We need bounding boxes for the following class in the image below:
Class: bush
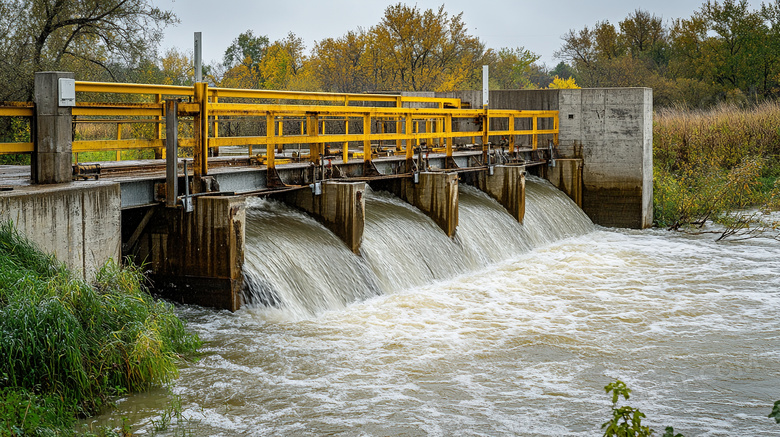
[0,221,200,430]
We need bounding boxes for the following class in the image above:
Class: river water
[101,179,780,436]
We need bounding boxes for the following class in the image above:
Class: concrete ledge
[462,166,526,223]
[0,182,121,279]
[275,181,366,254]
[371,172,459,237]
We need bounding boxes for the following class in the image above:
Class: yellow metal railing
[0,103,34,154]
[0,81,559,172]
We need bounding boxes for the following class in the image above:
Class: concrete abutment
[274,181,366,254]
[0,182,121,279]
[370,172,459,238]
[134,196,246,311]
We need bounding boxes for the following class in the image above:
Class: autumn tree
[365,3,489,91]
[258,32,311,90]
[0,0,177,100]
[311,30,370,92]
[221,30,269,89]
[490,47,540,89]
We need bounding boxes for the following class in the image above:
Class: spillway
[94,176,780,436]
[242,177,594,319]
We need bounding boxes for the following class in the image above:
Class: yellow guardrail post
[266,113,275,169]
[396,96,403,152]
[116,122,122,161]
[155,94,165,159]
[193,82,209,188]
[307,113,320,164]
[362,113,371,163]
[438,103,444,147]
[277,120,284,153]
[509,114,516,157]
[532,115,538,150]
[343,118,349,164]
[405,113,414,161]
[445,113,453,158]
[213,93,219,157]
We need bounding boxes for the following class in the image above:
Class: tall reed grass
[653,102,780,229]
[0,221,200,434]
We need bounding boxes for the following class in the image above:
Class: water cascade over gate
[242,177,593,318]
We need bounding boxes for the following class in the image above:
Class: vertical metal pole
[194,32,203,83]
[165,99,179,208]
[482,65,490,162]
[482,65,489,109]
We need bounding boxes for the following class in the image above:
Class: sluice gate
[0,73,653,312]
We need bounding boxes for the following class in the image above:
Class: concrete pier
[33,72,74,184]
[275,181,366,254]
[462,166,526,223]
[141,196,246,311]
[546,159,583,207]
[371,172,459,237]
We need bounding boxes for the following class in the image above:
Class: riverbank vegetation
[0,221,200,435]
[653,102,780,238]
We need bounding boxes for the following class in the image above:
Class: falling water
[242,177,594,317]
[93,177,780,436]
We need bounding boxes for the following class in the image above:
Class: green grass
[653,102,780,229]
[0,221,200,434]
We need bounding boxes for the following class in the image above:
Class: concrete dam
[0,72,653,312]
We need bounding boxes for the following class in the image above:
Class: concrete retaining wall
[0,182,121,278]
[559,88,653,228]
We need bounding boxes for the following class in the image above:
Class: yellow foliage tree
[308,3,489,92]
[548,75,580,89]
[311,30,370,92]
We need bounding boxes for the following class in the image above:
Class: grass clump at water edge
[0,220,200,435]
[653,102,780,238]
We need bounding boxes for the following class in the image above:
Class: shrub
[0,221,200,429]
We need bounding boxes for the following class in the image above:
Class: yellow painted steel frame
[0,82,559,167]
[0,104,34,155]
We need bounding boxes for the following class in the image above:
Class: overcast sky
[155,0,767,67]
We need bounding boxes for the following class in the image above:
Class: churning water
[100,178,780,436]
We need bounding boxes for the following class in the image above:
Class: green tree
[221,30,269,88]
[490,47,540,89]
[0,0,177,100]
[700,0,766,92]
